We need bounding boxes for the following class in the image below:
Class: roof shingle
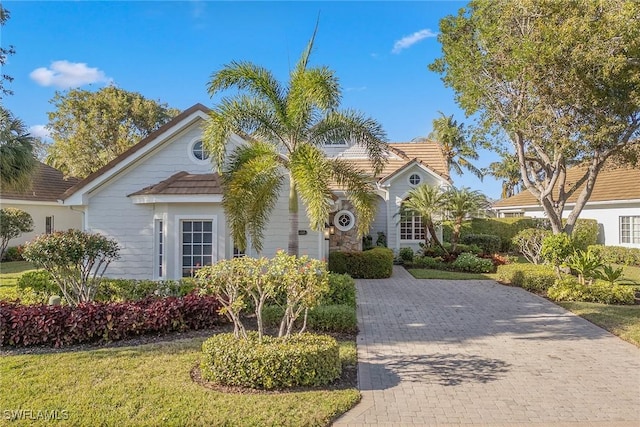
[0,162,80,202]
[128,172,222,196]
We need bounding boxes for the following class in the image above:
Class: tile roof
[493,163,640,208]
[388,140,450,179]
[129,172,223,196]
[0,162,80,202]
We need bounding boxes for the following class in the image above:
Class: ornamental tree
[431,0,640,235]
[22,230,120,306]
[0,208,33,257]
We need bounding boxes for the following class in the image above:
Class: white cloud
[30,60,111,89]
[29,125,51,140]
[392,29,437,54]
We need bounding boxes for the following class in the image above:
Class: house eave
[129,194,223,204]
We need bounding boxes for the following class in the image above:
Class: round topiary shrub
[201,332,341,389]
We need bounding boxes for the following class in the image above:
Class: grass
[0,261,36,301]
[407,269,491,280]
[0,337,359,426]
[557,302,640,347]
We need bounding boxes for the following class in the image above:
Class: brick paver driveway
[334,267,640,426]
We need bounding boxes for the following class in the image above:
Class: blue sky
[2,1,504,198]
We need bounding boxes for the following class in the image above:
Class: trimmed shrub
[96,278,196,302]
[541,233,574,268]
[412,256,445,269]
[547,277,635,305]
[201,332,341,389]
[262,304,357,334]
[399,247,414,263]
[450,253,495,273]
[0,293,225,347]
[2,246,24,262]
[459,234,501,255]
[570,219,599,251]
[587,245,640,267]
[320,274,356,308]
[328,247,393,279]
[456,218,548,252]
[16,270,57,295]
[0,208,34,258]
[496,263,557,292]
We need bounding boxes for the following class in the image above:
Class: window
[191,140,210,161]
[233,246,245,258]
[157,220,164,278]
[502,212,524,218]
[408,173,421,186]
[334,210,355,232]
[45,216,54,234]
[620,216,640,244]
[182,220,213,277]
[400,210,425,241]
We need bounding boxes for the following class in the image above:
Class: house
[58,104,451,280]
[0,162,83,248]
[493,163,640,248]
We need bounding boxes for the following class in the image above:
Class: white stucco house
[57,104,451,280]
[0,162,83,248]
[493,163,640,248]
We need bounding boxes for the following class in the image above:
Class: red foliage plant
[0,293,225,348]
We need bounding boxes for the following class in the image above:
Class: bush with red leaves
[0,293,225,348]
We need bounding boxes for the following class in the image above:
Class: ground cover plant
[0,336,359,426]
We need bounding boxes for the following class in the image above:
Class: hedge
[320,274,356,308]
[443,218,599,252]
[328,247,393,278]
[0,293,225,347]
[262,304,357,334]
[547,277,635,305]
[459,234,501,255]
[496,263,557,292]
[201,332,341,389]
[587,245,640,267]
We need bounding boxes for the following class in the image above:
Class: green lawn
[0,261,36,301]
[557,302,640,347]
[0,337,359,426]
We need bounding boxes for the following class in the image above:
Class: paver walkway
[334,266,640,426]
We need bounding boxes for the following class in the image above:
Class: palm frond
[0,107,37,191]
[222,142,284,252]
[329,159,378,236]
[310,110,388,175]
[289,144,333,231]
[401,184,445,223]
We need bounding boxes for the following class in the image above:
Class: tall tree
[425,112,482,178]
[443,186,487,251]
[0,5,15,99]
[430,0,640,235]
[400,184,448,254]
[45,86,180,178]
[485,153,522,199]
[0,106,37,191]
[205,27,388,256]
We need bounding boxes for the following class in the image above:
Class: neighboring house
[59,104,451,280]
[0,162,83,247]
[493,164,640,248]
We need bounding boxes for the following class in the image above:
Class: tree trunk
[451,217,462,252]
[288,175,299,256]
[427,222,449,256]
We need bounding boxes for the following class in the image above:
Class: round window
[191,140,210,161]
[334,210,355,232]
[409,173,421,185]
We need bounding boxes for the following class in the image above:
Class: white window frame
[174,215,217,278]
[154,214,167,280]
[408,173,422,186]
[399,209,425,241]
[620,216,640,244]
[45,216,54,234]
[187,137,210,164]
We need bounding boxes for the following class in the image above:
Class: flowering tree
[0,208,33,258]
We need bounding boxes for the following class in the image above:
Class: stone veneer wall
[328,201,362,253]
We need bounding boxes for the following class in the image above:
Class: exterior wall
[368,195,387,240]
[503,202,640,248]
[384,166,448,253]
[85,121,221,280]
[0,201,83,247]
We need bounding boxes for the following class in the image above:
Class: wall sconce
[324,222,335,240]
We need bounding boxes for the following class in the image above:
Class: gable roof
[128,172,222,196]
[0,162,80,202]
[493,163,640,209]
[60,103,210,201]
[388,140,450,180]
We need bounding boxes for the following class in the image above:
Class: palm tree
[443,186,487,251]
[485,154,522,198]
[0,107,36,191]
[423,112,482,179]
[401,184,448,254]
[204,27,388,255]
